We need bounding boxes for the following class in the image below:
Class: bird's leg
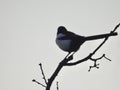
[65,52,71,59]
[67,52,76,61]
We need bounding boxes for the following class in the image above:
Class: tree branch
[113,23,120,32]
[88,54,111,71]
[56,81,59,90]
[64,37,109,66]
[32,79,46,87]
[46,57,68,90]
[46,23,119,90]
[64,23,119,66]
[33,23,119,90]
[39,63,48,85]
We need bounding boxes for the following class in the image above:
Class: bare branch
[88,61,100,72]
[88,54,112,71]
[104,55,111,61]
[64,53,92,66]
[90,54,105,61]
[32,79,46,87]
[87,23,120,71]
[90,54,111,61]
[113,23,120,32]
[56,81,59,90]
[64,37,109,66]
[39,63,48,85]
[64,22,119,66]
[33,23,119,90]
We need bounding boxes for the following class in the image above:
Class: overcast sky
[0,0,120,90]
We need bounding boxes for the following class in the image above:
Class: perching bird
[56,26,117,56]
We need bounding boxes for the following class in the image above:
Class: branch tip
[32,79,36,82]
[32,79,46,87]
[104,55,111,61]
[113,23,120,32]
[39,63,48,85]
[39,63,42,66]
[56,81,59,90]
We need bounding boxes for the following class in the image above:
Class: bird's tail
[85,32,117,41]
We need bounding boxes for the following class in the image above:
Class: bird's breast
[56,39,71,52]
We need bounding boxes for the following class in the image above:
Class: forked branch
[39,63,48,85]
[33,23,119,90]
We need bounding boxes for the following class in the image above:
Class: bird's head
[57,26,67,34]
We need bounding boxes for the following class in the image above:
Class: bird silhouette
[56,26,117,57]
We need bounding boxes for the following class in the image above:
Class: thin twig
[88,61,100,72]
[64,54,92,66]
[88,54,112,71]
[90,54,105,61]
[90,54,111,61]
[113,23,120,32]
[56,81,59,90]
[92,37,108,55]
[39,63,48,85]
[32,79,46,87]
[104,55,111,61]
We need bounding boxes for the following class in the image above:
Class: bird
[56,26,117,57]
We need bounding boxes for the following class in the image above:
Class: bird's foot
[67,54,73,61]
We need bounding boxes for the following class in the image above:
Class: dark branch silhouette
[39,63,48,85]
[33,23,120,90]
[32,79,46,87]
[56,81,59,90]
[32,63,48,88]
[88,54,111,71]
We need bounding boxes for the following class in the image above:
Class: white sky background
[0,0,120,90]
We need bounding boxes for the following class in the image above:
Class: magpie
[56,26,117,57]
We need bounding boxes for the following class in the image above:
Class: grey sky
[0,0,120,90]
